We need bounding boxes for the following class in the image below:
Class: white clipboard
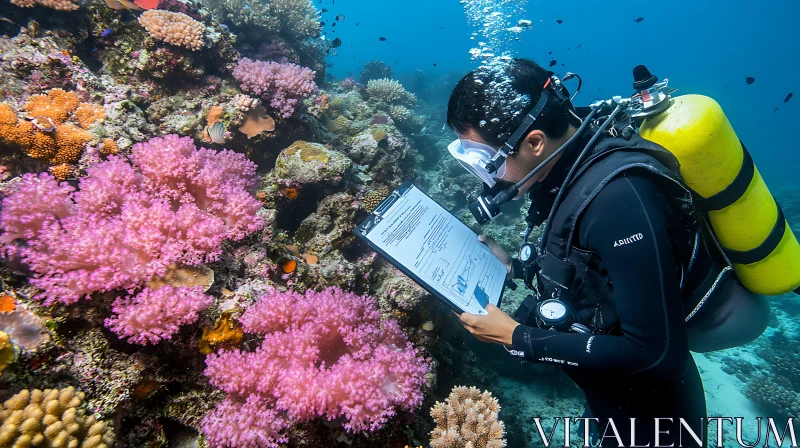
[356,183,506,315]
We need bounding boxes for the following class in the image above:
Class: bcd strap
[723,202,787,265]
[698,143,754,211]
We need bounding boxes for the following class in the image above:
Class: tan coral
[429,386,506,448]
[0,387,115,447]
[363,185,390,212]
[10,0,79,10]
[232,94,259,112]
[206,105,224,125]
[239,106,275,139]
[75,103,106,129]
[138,10,206,51]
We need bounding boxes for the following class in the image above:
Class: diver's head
[446,58,579,197]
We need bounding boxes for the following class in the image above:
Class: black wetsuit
[510,141,708,447]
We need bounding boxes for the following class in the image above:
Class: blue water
[323,0,799,187]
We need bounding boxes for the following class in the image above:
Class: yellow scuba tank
[638,94,800,296]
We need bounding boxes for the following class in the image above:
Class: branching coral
[360,60,393,84]
[366,78,416,106]
[201,287,428,448]
[0,135,265,307]
[430,386,506,448]
[232,94,259,112]
[389,105,411,124]
[199,0,320,40]
[138,10,206,51]
[0,387,115,447]
[9,0,78,11]
[104,286,213,345]
[233,58,318,118]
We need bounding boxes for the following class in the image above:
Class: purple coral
[232,58,318,118]
[0,134,265,306]
[201,287,428,448]
[104,285,212,345]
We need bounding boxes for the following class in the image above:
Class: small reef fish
[206,121,225,144]
[549,59,557,67]
[379,37,387,41]
[335,14,345,21]
[784,93,793,103]
[556,19,563,24]
[331,38,342,48]
[745,77,755,85]
[634,17,645,23]
[100,27,113,37]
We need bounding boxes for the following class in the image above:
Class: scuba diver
[445,59,780,447]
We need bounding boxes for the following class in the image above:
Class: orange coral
[50,124,91,165]
[198,312,244,355]
[0,103,17,126]
[283,187,298,200]
[75,103,105,128]
[0,98,90,169]
[100,138,118,155]
[207,105,223,125]
[23,89,80,124]
[48,163,74,181]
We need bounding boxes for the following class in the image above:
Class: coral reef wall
[0,0,542,445]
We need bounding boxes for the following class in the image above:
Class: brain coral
[138,10,205,51]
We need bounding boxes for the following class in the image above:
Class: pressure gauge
[536,299,572,328]
[518,242,536,264]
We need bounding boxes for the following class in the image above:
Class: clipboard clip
[358,190,403,236]
[373,190,402,217]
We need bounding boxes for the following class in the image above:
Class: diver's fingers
[459,311,479,327]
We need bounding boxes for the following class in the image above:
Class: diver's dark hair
[446,58,574,148]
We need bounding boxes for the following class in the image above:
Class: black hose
[538,105,622,253]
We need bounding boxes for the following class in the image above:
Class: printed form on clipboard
[356,183,506,315]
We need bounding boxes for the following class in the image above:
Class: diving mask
[447,138,508,187]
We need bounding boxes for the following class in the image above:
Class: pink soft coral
[104,285,212,345]
[0,135,265,305]
[201,287,428,448]
[232,58,318,118]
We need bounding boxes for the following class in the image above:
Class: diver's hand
[458,304,520,345]
[478,234,512,275]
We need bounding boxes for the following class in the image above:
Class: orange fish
[283,187,298,200]
[133,0,158,8]
[0,294,15,313]
[280,259,297,273]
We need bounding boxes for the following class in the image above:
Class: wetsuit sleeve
[510,175,689,378]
